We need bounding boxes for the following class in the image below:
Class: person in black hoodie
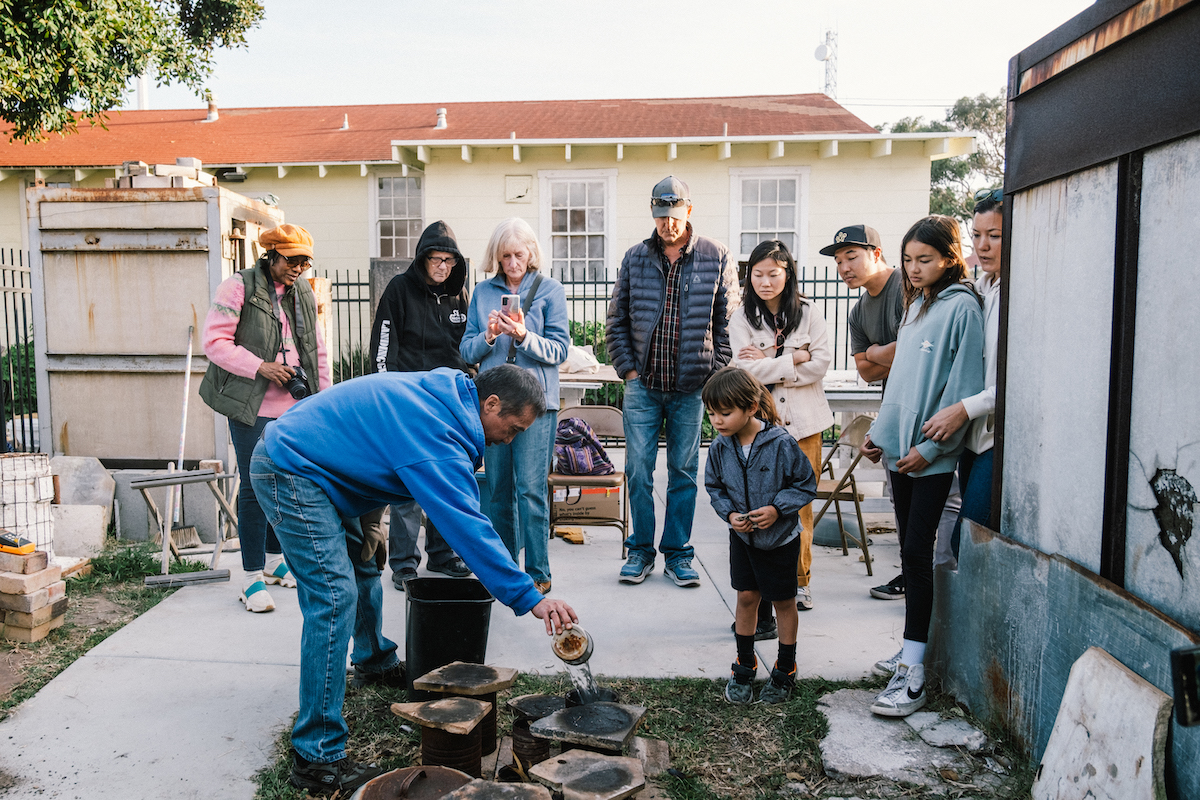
[368,221,474,589]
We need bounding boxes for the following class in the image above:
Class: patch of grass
[255,670,1036,800]
[68,540,209,593]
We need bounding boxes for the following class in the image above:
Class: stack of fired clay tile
[0,550,65,643]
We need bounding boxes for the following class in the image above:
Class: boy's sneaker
[619,554,654,584]
[758,663,797,705]
[870,663,927,717]
[796,586,813,611]
[724,660,757,705]
[289,751,385,796]
[870,573,905,600]
[729,616,778,641]
[349,661,406,690]
[872,649,903,677]
[665,559,701,587]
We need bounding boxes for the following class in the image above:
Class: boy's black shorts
[729,531,801,601]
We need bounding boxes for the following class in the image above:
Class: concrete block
[905,712,989,752]
[6,597,68,628]
[0,549,49,574]
[1032,647,1171,800]
[112,470,222,544]
[50,456,115,529]
[1,613,64,643]
[0,564,62,595]
[51,505,107,557]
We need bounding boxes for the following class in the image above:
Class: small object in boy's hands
[0,530,34,555]
[501,294,521,318]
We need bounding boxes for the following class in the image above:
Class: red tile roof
[2,95,877,168]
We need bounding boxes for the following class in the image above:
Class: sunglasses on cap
[973,187,1003,204]
[285,255,312,268]
[651,194,688,208]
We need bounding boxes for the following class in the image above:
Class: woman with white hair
[461,218,570,594]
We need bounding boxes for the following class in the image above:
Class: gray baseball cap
[650,176,691,220]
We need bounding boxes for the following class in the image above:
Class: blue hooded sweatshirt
[868,283,985,477]
[261,368,543,615]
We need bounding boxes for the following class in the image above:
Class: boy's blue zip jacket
[704,421,817,550]
[261,368,543,615]
[868,283,985,477]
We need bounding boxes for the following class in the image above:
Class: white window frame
[537,168,618,282]
[728,166,811,263]
[367,170,425,259]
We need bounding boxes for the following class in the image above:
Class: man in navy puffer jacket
[605,176,740,587]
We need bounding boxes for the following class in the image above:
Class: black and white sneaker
[870,663,927,717]
[869,573,905,600]
[289,751,385,796]
[872,649,903,677]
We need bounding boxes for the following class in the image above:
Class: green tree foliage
[879,92,1005,221]
[1,0,264,143]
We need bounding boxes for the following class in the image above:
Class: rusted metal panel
[38,229,209,251]
[929,522,1200,796]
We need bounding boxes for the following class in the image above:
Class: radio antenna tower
[814,29,838,99]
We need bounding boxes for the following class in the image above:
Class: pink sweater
[202,273,332,420]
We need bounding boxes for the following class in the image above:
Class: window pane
[553,259,567,279]
[588,236,604,258]
[589,260,604,280]
[587,208,604,232]
[379,197,391,216]
[570,236,586,258]
[742,180,759,204]
[778,204,795,228]
[400,239,413,259]
[742,205,757,229]
[552,209,568,232]
[409,219,423,237]
[379,178,388,193]
[572,263,587,282]
[760,206,777,228]
[381,239,393,258]
[412,177,422,191]
[380,220,393,237]
[569,182,586,206]
[552,182,568,206]
[569,209,586,232]
[762,180,778,203]
[587,181,604,206]
[741,233,757,253]
[783,233,796,252]
[779,179,796,202]
[552,237,568,257]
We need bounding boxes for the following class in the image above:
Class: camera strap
[270,281,306,363]
[507,274,543,364]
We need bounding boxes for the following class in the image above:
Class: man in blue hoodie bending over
[251,364,577,796]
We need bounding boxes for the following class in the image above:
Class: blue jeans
[388,501,453,574]
[952,448,994,558]
[250,443,399,764]
[621,380,702,566]
[485,410,555,583]
[229,417,281,572]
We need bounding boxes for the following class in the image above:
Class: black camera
[283,363,311,400]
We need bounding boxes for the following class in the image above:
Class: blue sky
[130,0,1093,128]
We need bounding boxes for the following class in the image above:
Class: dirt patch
[0,651,35,697]
[70,595,131,630]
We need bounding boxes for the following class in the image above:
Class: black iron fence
[0,249,37,452]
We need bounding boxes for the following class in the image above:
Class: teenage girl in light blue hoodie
[860,215,985,718]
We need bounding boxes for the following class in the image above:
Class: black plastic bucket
[405,577,495,700]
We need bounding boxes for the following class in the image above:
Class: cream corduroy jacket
[729,299,835,441]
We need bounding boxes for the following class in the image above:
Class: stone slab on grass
[905,711,989,752]
[50,456,115,528]
[817,689,974,788]
[51,504,107,558]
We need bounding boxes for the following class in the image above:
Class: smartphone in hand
[500,294,521,318]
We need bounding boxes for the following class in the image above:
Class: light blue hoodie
[868,283,985,477]
[261,369,543,615]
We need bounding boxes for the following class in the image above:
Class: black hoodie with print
[369,220,475,375]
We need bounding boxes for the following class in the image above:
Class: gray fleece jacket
[704,421,817,550]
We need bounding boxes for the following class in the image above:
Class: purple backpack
[554,418,615,476]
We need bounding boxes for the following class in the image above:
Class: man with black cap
[606,176,740,587]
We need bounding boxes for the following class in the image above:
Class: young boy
[703,368,817,704]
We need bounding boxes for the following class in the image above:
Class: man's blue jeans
[485,410,556,583]
[621,379,702,566]
[250,443,399,764]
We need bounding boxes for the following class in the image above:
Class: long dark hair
[702,367,780,426]
[742,239,805,339]
[900,215,980,321]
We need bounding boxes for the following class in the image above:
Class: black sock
[735,634,756,669]
[777,643,797,674]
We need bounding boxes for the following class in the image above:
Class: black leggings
[889,469,954,644]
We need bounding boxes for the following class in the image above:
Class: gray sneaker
[872,648,903,677]
[758,664,796,704]
[619,554,654,584]
[724,661,756,705]
[870,664,927,717]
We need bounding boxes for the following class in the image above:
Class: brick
[0,550,49,575]
[5,597,67,628]
[0,565,62,596]
[0,585,49,613]
[1,614,64,643]
[47,580,65,601]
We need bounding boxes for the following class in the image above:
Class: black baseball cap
[650,176,691,220]
[819,224,882,257]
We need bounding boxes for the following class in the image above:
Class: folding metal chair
[812,415,874,575]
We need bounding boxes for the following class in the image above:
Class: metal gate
[0,248,36,453]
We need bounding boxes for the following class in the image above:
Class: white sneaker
[871,663,926,717]
[263,556,297,588]
[796,586,813,611]
[239,577,275,613]
[872,648,903,677]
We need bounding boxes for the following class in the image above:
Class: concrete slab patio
[0,449,905,799]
